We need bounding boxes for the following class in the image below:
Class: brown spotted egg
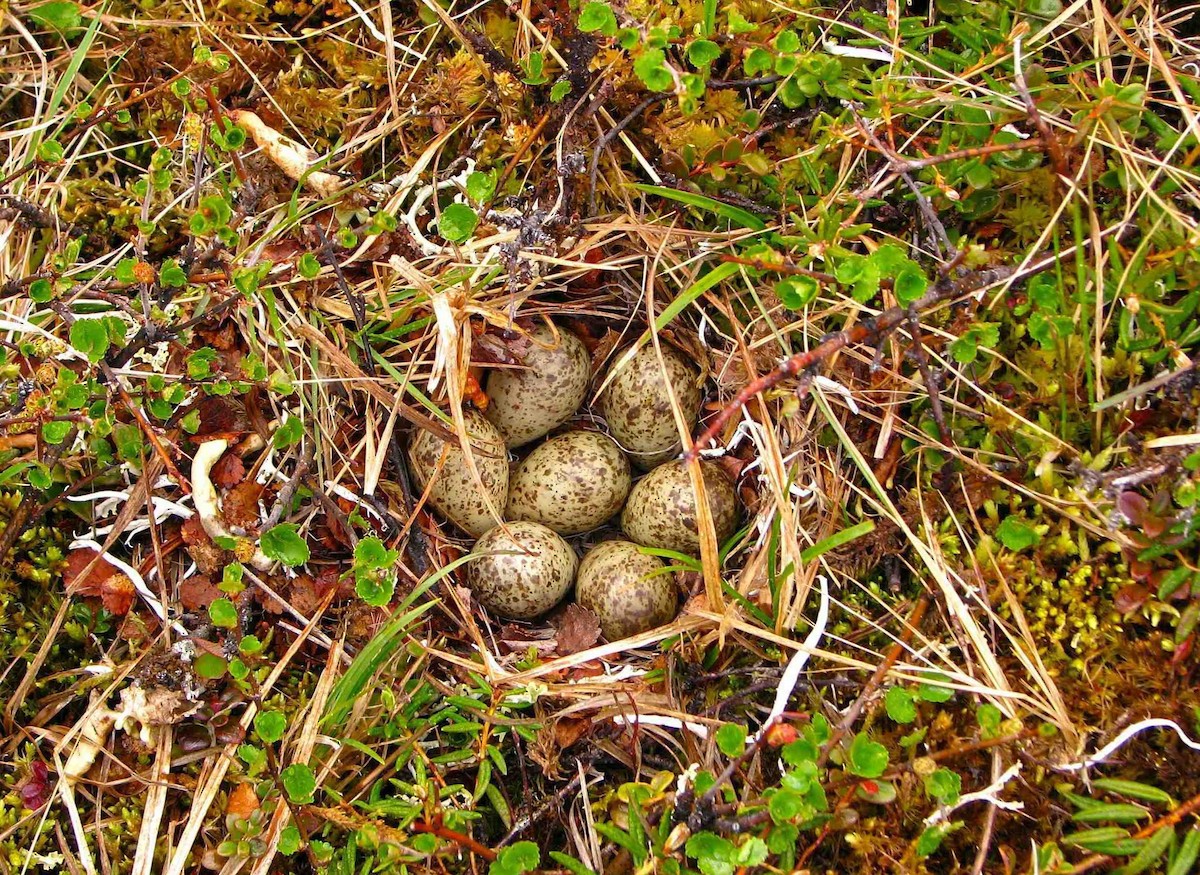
[507,431,631,535]
[408,410,509,537]
[575,540,678,640]
[621,461,738,555]
[599,344,701,469]
[484,323,591,448]
[467,522,577,620]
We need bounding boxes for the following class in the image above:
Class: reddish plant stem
[685,265,1017,459]
[410,819,498,861]
[1065,788,1200,874]
[815,596,929,768]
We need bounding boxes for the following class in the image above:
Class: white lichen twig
[227,110,346,198]
[750,573,830,744]
[925,762,1024,826]
[69,538,186,635]
[192,438,273,571]
[1056,718,1200,773]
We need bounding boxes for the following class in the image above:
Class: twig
[852,107,956,261]
[0,427,77,562]
[1013,37,1068,180]
[1065,788,1200,874]
[387,430,430,577]
[815,596,929,768]
[686,265,1016,459]
[589,95,669,213]
[904,306,952,447]
[315,225,376,376]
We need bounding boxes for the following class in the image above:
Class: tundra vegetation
[1,0,1200,872]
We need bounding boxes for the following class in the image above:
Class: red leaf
[223,481,263,530]
[551,604,602,656]
[210,451,246,488]
[765,723,798,747]
[19,761,51,810]
[179,575,221,611]
[64,548,120,592]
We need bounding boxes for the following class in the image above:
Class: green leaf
[297,252,321,279]
[39,141,66,163]
[272,415,304,449]
[260,524,310,567]
[633,48,673,92]
[29,278,54,302]
[280,763,316,804]
[995,516,1041,551]
[743,47,773,76]
[29,1,81,32]
[800,520,875,563]
[773,29,800,53]
[438,203,478,243]
[917,672,955,703]
[70,318,110,363]
[893,264,928,304]
[1119,826,1174,875]
[924,768,961,804]
[1167,827,1200,875]
[355,536,393,568]
[688,39,721,67]
[884,686,917,723]
[577,1,617,36]
[846,732,889,778]
[522,51,548,84]
[187,347,219,379]
[491,842,539,875]
[548,852,599,875]
[1092,779,1173,807]
[915,824,952,858]
[550,80,572,103]
[715,723,747,757]
[278,824,301,856]
[209,597,238,628]
[631,184,765,231]
[356,572,396,608]
[976,703,1003,738]
[160,259,187,287]
[255,710,287,743]
[466,170,498,202]
[1071,803,1152,824]
[776,276,819,309]
[41,421,72,445]
[735,837,768,866]
[194,652,227,679]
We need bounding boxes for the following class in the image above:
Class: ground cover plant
[2,0,1200,871]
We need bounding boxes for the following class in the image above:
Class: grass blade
[632,184,766,231]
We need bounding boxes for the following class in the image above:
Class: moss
[989,549,1131,672]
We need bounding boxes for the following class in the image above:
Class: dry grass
[2,0,1200,871]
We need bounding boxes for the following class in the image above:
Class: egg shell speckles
[576,540,678,641]
[621,461,739,555]
[599,344,702,469]
[408,410,509,537]
[467,522,577,620]
[507,431,632,535]
[484,324,591,448]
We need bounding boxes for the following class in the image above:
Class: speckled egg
[575,540,677,640]
[621,461,739,555]
[467,522,578,620]
[408,410,509,537]
[599,344,702,469]
[507,431,631,535]
[484,324,591,448]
